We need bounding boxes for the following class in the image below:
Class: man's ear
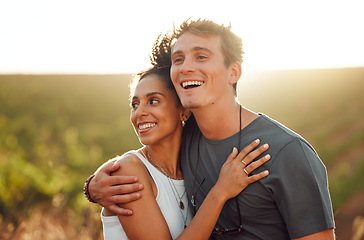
[229,62,242,85]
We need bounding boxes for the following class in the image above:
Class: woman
[100,65,270,239]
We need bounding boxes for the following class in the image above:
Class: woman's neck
[144,136,183,180]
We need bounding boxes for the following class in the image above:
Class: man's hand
[88,159,144,215]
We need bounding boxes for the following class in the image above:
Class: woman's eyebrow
[146,92,165,97]
[132,91,166,100]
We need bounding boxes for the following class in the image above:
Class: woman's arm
[109,140,270,240]
[111,154,175,239]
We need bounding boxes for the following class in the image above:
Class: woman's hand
[214,139,270,202]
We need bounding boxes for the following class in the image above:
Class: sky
[0,0,364,74]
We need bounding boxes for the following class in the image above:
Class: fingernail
[263,143,269,148]
[255,139,260,143]
[265,154,271,159]
[264,170,269,174]
[138,184,143,190]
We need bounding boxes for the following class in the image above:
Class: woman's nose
[134,103,148,117]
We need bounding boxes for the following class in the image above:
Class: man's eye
[173,57,184,64]
[197,55,207,60]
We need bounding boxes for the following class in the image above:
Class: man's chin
[181,103,200,110]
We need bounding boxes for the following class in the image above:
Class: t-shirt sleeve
[269,138,335,239]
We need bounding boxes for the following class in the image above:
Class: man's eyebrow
[171,50,183,57]
[192,46,213,54]
[171,46,213,56]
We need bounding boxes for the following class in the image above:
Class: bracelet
[83,174,97,203]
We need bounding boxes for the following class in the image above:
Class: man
[85,19,335,239]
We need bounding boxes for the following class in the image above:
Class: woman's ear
[181,109,191,122]
[229,62,242,85]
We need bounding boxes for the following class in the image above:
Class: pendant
[179,201,185,210]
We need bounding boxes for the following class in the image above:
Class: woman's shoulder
[112,150,157,197]
[112,151,148,176]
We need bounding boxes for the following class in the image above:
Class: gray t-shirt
[181,114,335,239]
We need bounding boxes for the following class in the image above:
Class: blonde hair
[172,18,244,96]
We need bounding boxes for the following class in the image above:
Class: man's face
[170,32,233,110]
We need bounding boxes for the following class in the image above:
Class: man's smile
[181,80,205,89]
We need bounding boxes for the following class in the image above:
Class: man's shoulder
[254,115,323,168]
[250,115,315,155]
[253,114,304,141]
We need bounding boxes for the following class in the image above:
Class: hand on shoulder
[112,151,157,202]
[111,152,146,176]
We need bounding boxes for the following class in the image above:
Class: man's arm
[271,139,335,239]
[86,159,144,215]
[293,228,335,240]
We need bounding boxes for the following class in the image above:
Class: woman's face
[130,74,184,146]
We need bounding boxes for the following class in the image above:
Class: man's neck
[191,100,256,140]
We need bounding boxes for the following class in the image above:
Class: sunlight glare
[0,0,363,73]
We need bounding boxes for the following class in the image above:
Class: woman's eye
[150,99,159,105]
[131,102,139,109]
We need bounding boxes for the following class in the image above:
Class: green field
[1,68,363,239]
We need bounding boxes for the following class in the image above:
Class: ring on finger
[243,168,249,175]
[242,160,247,165]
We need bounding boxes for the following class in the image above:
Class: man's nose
[179,58,195,75]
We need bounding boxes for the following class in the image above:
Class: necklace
[145,147,186,209]
[145,147,184,180]
[191,104,243,232]
[143,147,189,228]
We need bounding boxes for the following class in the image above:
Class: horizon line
[1,65,364,75]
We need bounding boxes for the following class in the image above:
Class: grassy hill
[0,67,363,239]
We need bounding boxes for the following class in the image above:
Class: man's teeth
[139,123,156,130]
[182,81,204,89]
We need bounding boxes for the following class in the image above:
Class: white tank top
[101,150,192,240]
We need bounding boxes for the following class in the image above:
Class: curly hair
[129,33,179,105]
[149,32,173,70]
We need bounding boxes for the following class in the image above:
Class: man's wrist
[83,174,97,203]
